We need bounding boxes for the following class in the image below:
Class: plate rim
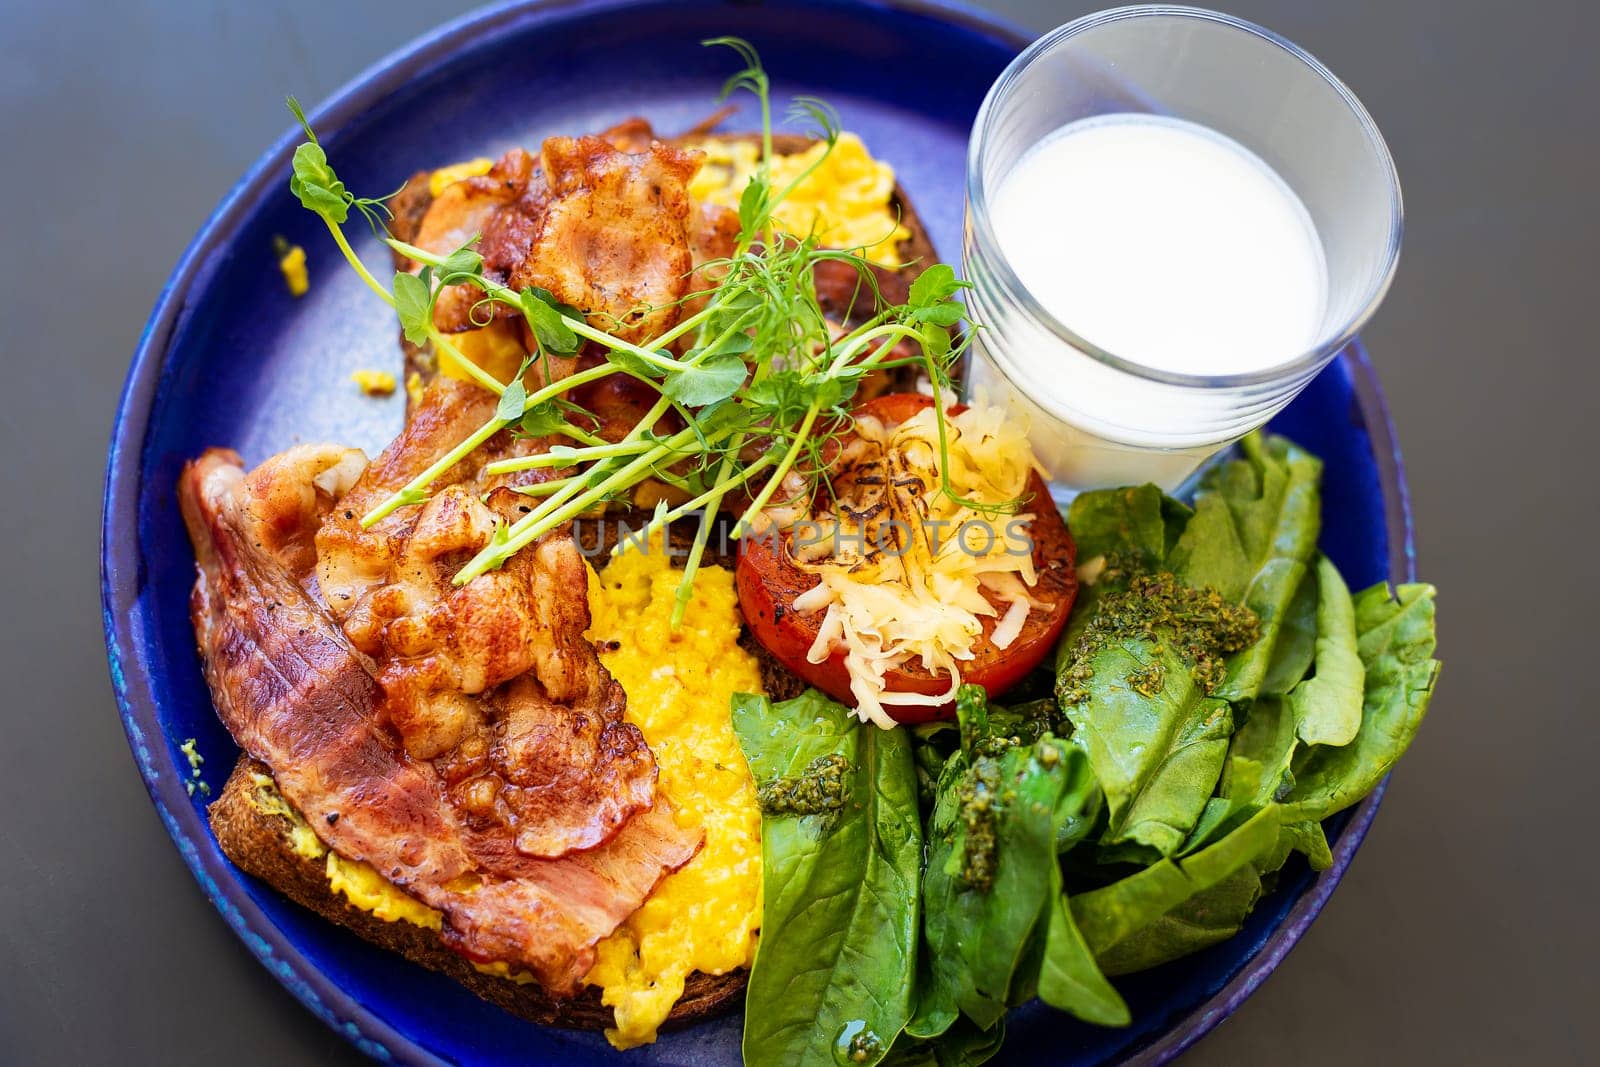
[99,1,1417,1063]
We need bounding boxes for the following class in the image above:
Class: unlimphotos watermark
[573,512,1034,559]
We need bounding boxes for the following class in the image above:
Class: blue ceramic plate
[101,1,1416,1063]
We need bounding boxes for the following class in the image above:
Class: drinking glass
[963,5,1403,495]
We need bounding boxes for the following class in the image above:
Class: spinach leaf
[1065,483,1189,571]
[1193,575,1430,869]
[1182,755,1270,855]
[1055,780,1103,856]
[1258,818,1332,876]
[1037,862,1130,1024]
[882,1017,1005,1067]
[1282,583,1441,822]
[1054,444,1320,858]
[914,688,1100,1036]
[1070,805,1281,969]
[1093,865,1263,975]
[1168,433,1322,704]
[916,737,1088,1033]
[1260,567,1318,695]
[1186,721,1330,872]
[1062,631,1233,857]
[1224,702,1298,806]
[1057,485,1191,671]
[732,690,922,1067]
[1287,554,1365,747]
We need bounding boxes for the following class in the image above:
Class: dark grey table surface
[3,0,1594,1063]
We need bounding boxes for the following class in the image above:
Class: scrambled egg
[277,242,309,297]
[180,738,211,797]
[438,319,526,385]
[350,369,397,396]
[248,774,441,928]
[584,546,765,1049]
[428,157,494,198]
[688,132,911,267]
[245,551,763,1049]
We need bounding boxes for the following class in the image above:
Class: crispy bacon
[509,135,699,345]
[409,136,702,349]
[411,148,545,334]
[180,419,700,993]
[315,379,659,858]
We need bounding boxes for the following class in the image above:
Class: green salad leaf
[1224,704,1298,806]
[1054,434,1327,859]
[881,1017,1005,1067]
[1260,568,1319,696]
[1092,865,1263,976]
[1070,805,1281,973]
[913,687,1122,1037]
[1288,555,1365,747]
[732,690,922,1067]
[1037,863,1130,1025]
[1036,436,1439,981]
[1282,582,1441,821]
[1069,651,1234,858]
[722,432,1439,1057]
[1170,434,1322,704]
[1197,581,1438,870]
[1062,483,1189,573]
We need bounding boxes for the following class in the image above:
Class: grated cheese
[792,402,1049,727]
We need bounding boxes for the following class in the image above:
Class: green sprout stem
[508,475,581,498]
[324,219,394,308]
[733,398,823,536]
[454,420,720,584]
[483,439,656,475]
[429,327,510,396]
[359,360,624,527]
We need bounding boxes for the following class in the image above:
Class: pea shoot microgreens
[286,39,975,624]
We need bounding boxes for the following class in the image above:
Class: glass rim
[965,3,1405,390]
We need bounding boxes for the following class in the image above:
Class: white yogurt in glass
[962,8,1403,496]
[992,115,1328,379]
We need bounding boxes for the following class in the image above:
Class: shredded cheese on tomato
[792,402,1049,727]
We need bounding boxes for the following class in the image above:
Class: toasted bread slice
[209,757,746,1030]
[206,529,792,1031]
[387,128,941,399]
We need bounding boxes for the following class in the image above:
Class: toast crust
[209,756,748,1031]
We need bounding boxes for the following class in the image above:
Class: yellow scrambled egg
[438,319,527,386]
[350,369,397,396]
[428,157,494,198]
[584,545,764,1049]
[277,243,309,297]
[687,131,911,267]
[249,774,442,928]
[245,551,763,1049]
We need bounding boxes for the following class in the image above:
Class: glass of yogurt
[963,5,1403,496]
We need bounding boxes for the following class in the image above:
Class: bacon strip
[181,448,700,993]
[315,380,660,858]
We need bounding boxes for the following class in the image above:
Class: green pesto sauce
[758,752,851,818]
[1057,571,1259,706]
[1125,660,1168,698]
[955,757,1001,892]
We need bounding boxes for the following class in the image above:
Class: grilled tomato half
[736,392,1077,723]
